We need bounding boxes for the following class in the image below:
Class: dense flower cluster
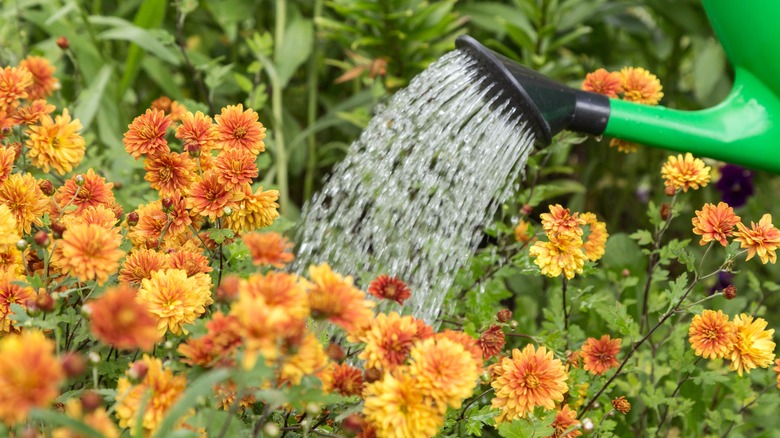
[689,310,775,375]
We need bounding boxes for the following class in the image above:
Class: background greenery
[3,0,779,436]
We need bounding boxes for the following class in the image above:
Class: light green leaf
[73,65,112,130]
[275,16,314,87]
[98,25,180,65]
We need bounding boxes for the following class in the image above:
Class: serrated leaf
[207,228,235,244]
[692,370,729,386]
[630,229,654,246]
[597,302,639,337]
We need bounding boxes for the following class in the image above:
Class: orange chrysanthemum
[214,147,259,189]
[280,332,328,386]
[52,169,116,217]
[239,272,310,321]
[144,151,196,196]
[363,371,443,438]
[118,248,170,287]
[491,344,569,423]
[123,109,171,159]
[0,204,19,247]
[223,185,279,233]
[580,212,608,262]
[478,325,506,359]
[0,330,64,425]
[115,356,187,435]
[0,147,14,185]
[0,172,49,234]
[620,67,663,105]
[0,66,33,111]
[529,233,586,280]
[327,363,365,397]
[308,263,375,335]
[176,111,219,154]
[213,381,256,411]
[514,220,532,243]
[0,272,34,332]
[26,109,85,175]
[168,248,212,277]
[88,284,160,351]
[127,200,190,249]
[612,396,631,414]
[661,153,711,193]
[367,274,412,305]
[581,335,621,376]
[692,202,741,247]
[688,309,737,360]
[215,104,266,154]
[10,99,55,125]
[138,268,213,336]
[734,214,780,264]
[730,314,776,376]
[18,56,59,100]
[242,231,295,267]
[436,330,484,374]
[549,405,582,438]
[408,337,480,411]
[608,138,639,154]
[186,170,244,220]
[179,312,242,368]
[540,204,586,237]
[356,311,433,372]
[57,223,124,285]
[581,68,622,98]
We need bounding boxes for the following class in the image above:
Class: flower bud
[8,142,22,161]
[509,320,519,330]
[496,309,512,323]
[51,221,66,238]
[325,342,346,362]
[723,284,737,300]
[36,292,55,312]
[21,427,38,438]
[263,423,281,437]
[341,414,364,435]
[128,361,148,382]
[0,127,10,138]
[520,204,533,216]
[38,179,55,196]
[16,239,28,251]
[622,268,631,277]
[80,390,102,413]
[61,352,87,378]
[222,206,233,217]
[74,174,85,186]
[305,402,321,415]
[113,181,123,190]
[56,36,70,50]
[126,211,140,227]
[161,196,174,212]
[582,418,594,432]
[612,396,631,414]
[34,230,50,247]
[363,367,382,383]
[660,203,672,221]
[664,186,677,196]
[24,298,40,316]
[87,352,101,364]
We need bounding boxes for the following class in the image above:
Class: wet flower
[734,214,780,264]
[477,325,506,359]
[529,233,586,280]
[222,185,280,233]
[688,310,736,360]
[25,109,86,175]
[356,311,433,371]
[620,67,663,105]
[138,268,213,336]
[692,202,741,247]
[144,151,197,196]
[368,274,412,305]
[540,204,585,237]
[123,109,171,159]
[581,335,621,376]
[215,104,266,154]
[581,68,623,98]
[715,164,754,208]
[491,344,569,422]
[661,153,711,193]
[215,147,259,189]
[580,212,608,262]
[0,66,33,111]
[308,263,375,335]
[409,336,480,410]
[549,404,581,438]
[730,314,776,376]
[0,330,64,425]
[57,223,124,285]
[0,172,49,234]
[10,99,55,125]
[118,248,170,287]
[176,111,219,153]
[0,272,35,332]
[186,170,244,220]
[363,371,443,438]
[242,231,295,268]
[612,396,631,414]
[18,56,59,100]
[52,169,116,217]
[88,285,160,351]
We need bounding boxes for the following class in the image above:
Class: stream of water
[294,49,536,324]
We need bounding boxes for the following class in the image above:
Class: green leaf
[667,273,689,310]
[692,370,729,386]
[463,405,498,436]
[497,418,554,437]
[275,16,313,88]
[596,302,639,338]
[208,228,235,244]
[73,65,112,130]
[152,369,230,438]
[629,229,654,246]
[118,0,168,97]
[98,25,180,65]
[29,410,104,438]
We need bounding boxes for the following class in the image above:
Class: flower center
[524,372,541,389]
[233,127,247,139]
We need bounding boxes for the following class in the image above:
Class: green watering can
[456,0,780,173]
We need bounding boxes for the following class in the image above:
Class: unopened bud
[612,396,631,414]
[222,206,233,217]
[61,352,87,378]
[51,221,66,238]
[263,423,281,437]
[38,179,55,196]
[664,186,677,196]
[660,203,672,221]
[128,361,148,382]
[184,142,201,157]
[21,427,38,438]
[325,342,346,362]
[496,309,512,323]
[126,211,140,227]
[520,204,533,216]
[34,230,49,247]
[509,320,519,330]
[364,367,382,383]
[16,239,28,251]
[113,181,123,190]
[36,292,55,312]
[87,351,101,364]
[723,284,737,300]
[24,298,40,316]
[56,36,70,50]
[582,418,594,432]
[80,390,102,413]
[0,127,10,138]
[305,402,320,415]
[74,174,85,186]
[622,268,631,277]
[161,197,174,211]
[342,414,364,435]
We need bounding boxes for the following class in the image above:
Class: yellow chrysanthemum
[137,268,213,336]
[529,234,586,279]
[688,309,737,360]
[730,314,776,376]
[408,337,479,411]
[52,399,119,438]
[280,332,329,386]
[580,212,608,262]
[0,245,24,277]
[0,172,49,234]
[57,223,125,285]
[661,153,711,193]
[26,109,86,175]
[0,204,19,247]
[363,371,443,438]
[620,67,663,105]
[223,185,280,233]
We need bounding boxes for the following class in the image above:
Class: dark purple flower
[715,164,754,208]
[710,271,733,295]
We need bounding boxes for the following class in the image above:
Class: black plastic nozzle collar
[455,35,611,145]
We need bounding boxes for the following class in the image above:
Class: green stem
[303,0,324,200]
[273,0,290,215]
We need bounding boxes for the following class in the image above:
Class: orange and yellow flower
[661,153,711,193]
[477,325,506,359]
[581,68,623,98]
[52,169,116,217]
[581,212,608,262]
[323,363,365,397]
[26,109,85,175]
[118,248,170,287]
[144,151,197,197]
[186,170,244,220]
[581,335,621,376]
[214,147,259,189]
[549,404,582,438]
[514,219,532,243]
[52,399,119,438]
[688,309,736,360]
[0,66,33,111]
[408,336,479,411]
[137,268,213,336]
[242,231,295,268]
[123,109,171,159]
[734,214,780,264]
[363,371,443,438]
[18,56,59,100]
[215,104,266,154]
[540,204,585,237]
[223,185,280,233]
[609,138,639,154]
[279,332,328,386]
[239,271,310,321]
[355,311,433,371]
[10,99,55,125]
[88,284,161,351]
[436,330,484,373]
[0,147,14,185]
[730,314,776,376]
[0,272,34,332]
[692,202,741,247]
[529,233,586,280]
[620,67,663,105]
[176,111,219,154]
[308,263,375,335]
[0,172,49,234]
[367,274,412,305]
[0,204,19,247]
[57,223,124,285]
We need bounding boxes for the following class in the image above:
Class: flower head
[581,69,622,98]
[620,67,663,105]
[734,214,780,264]
[730,314,776,376]
[52,169,116,217]
[88,284,161,351]
[540,204,585,237]
[186,170,244,220]
[175,111,219,153]
[612,396,631,414]
[478,325,506,359]
[436,330,484,374]
[324,363,365,397]
[692,202,741,247]
[53,399,119,438]
[0,204,19,247]
[10,99,55,125]
[529,233,586,280]
[514,220,532,243]
[308,263,375,335]
[215,104,266,154]
[0,147,14,185]
[138,268,213,336]
[491,344,569,422]
[408,337,480,411]
[0,172,49,234]
[223,185,279,233]
[363,371,443,438]
[144,151,196,197]
[239,272,310,322]
[118,248,170,287]
[581,335,621,376]
[279,332,328,386]
[356,312,433,371]
[549,404,582,438]
[0,272,34,332]
[123,109,171,159]
[0,66,33,111]
[661,153,711,193]
[26,109,85,175]
[688,309,737,360]
[18,56,59,100]
[57,223,124,285]
[215,147,259,189]
[581,212,608,262]
[608,138,639,154]
[242,231,295,268]
[367,274,412,305]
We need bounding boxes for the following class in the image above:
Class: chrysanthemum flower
[550,404,582,437]
[18,56,59,100]
[123,109,171,159]
[408,337,480,411]
[10,99,55,125]
[730,314,776,376]
[88,285,160,351]
[608,138,639,154]
[215,104,266,154]
[0,245,24,277]
[280,332,328,386]
[324,363,365,397]
[144,151,196,196]
[213,381,256,412]
[581,335,621,376]
[137,268,213,336]
[57,223,124,285]
[115,355,187,435]
[692,202,741,247]
[540,204,585,237]
[734,214,780,264]
[0,147,14,185]
[491,344,569,422]
[0,272,34,332]
[688,309,736,359]
[0,172,49,234]
[368,274,412,305]
[25,109,86,175]
[168,247,212,277]
[661,153,711,193]
[223,185,280,233]
[242,231,295,267]
[620,67,663,105]
[529,233,586,280]
[0,66,33,111]
[60,204,119,231]
[514,219,532,243]
[308,263,375,334]
[478,325,506,359]
[179,312,242,368]
[52,399,119,438]
[363,371,443,438]
[355,311,433,371]
[612,396,631,414]
[581,68,622,98]
[127,200,190,249]
[186,170,244,220]
[240,272,310,320]
[436,330,484,373]
[176,111,219,154]
[52,169,116,217]
[118,248,170,287]
[0,204,19,247]
[215,147,259,189]
[580,212,608,262]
